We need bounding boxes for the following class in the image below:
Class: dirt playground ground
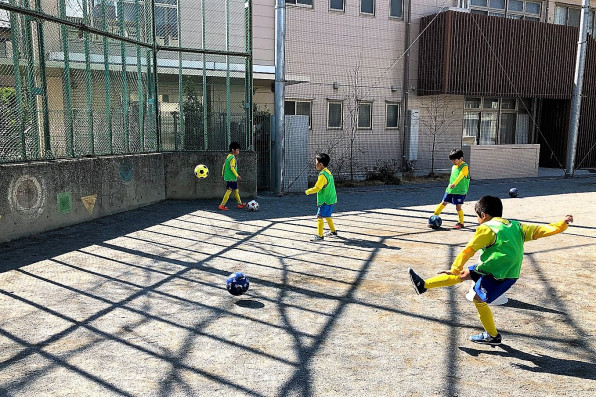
[0,175,595,396]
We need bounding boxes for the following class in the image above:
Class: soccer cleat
[237,203,247,209]
[310,235,324,242]
[324,231,338,237]
[218,205,229,211]
[453,223,464,229]
[408,268,427,295]
[470,332,502,345]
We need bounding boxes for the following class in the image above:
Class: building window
[328,101,343,128]
[0,39,6,58]
[285,100,312,128]
[287,0,314,7]
[357,102,372,129]
[463,97,531,145]
[469,0,541,21]
[555,5,596,35]
[361,0,375,16]
[330,0,345,11]
[389,0,403,18]
[386,103,400,128]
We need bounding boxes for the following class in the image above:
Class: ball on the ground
[194,164,209,179]
[247,200,259,211]
[428,215,442,229]
[509,187,519,198]
[226,272,250,296]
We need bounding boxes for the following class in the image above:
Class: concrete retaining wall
[0,151,257,243]
[462,144,540,179]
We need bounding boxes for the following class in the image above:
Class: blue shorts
[468,265,517,303]
[316,204,334,218]
[442,193,466,205]
[226,181,238,190]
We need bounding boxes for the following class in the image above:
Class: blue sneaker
[470,332,502,345]
[408,268,427,295]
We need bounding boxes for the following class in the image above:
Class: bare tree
[419,95,460,176]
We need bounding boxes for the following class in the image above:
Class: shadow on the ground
[459,345,596,381]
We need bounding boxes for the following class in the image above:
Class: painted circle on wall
[119,159,134,184]
[9,174,46,221]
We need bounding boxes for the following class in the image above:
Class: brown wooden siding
[418,10,596,168]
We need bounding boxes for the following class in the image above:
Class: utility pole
[566,0,590,177]
[274,0,286,194]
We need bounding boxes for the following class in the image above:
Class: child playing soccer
[305,153,337,242]
[218,142,247,210]
[409,195,573,345]
[432,149,470,229]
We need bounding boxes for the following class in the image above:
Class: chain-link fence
[0,0,252,163]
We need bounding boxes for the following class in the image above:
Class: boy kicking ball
[409,195,573,345]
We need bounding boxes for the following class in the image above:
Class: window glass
[287,0,314,5]
[386,104,399,128]
[525,2,541,15]
[568,8,581,27]
[465,98,481,108]
[463,113,480,145]
[361,0,375,15]
[330,0,344,11]
[554,6,567,25]
[479,113,497,144]
[508,0,523,12]
[488,0,505,10]
[471,0,487,6]
[483,98,499,109]
[499,113,516,144]
[390,0,403,18]
[501,98,516,110]
[285,101,295,115]
[328,102,342,128]
[358,103,372,129]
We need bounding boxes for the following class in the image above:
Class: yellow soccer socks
[424,274,462,289]
[458,210,465,225]
[325,217,336,232]
[474,300,498,337]
[221,190,232,206]
[234,189,242,204]
[434,203,446,216]
[317,218,324,237]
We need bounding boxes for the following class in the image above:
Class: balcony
[417,10,596,99]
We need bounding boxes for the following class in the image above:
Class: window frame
[285,99,313,129]
[360,0,376,16]
[469,0,542,21]
[329,0,345,12]
[357,101,373,130]
[385,102,401,129]
[389,0,404,19]
[463,97,531,145]
[287,0,314,8]
[327,100,343,129]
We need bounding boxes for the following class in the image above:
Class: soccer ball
[226,272,250,296]
[194,164,209,179]
[247,200,259,211]
[509,187,519,198]
[428,215,442,229]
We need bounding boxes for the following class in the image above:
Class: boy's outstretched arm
[522,215,573,241]
[305,174,327,195]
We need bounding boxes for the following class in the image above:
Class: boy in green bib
[219,142,247,210]
[305,153,337,242]
[409,195,573,345]
[432,149,470,229]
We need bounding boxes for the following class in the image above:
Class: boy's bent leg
[434,202,447,216]
[424,273,463,289]
[234,190,247,208]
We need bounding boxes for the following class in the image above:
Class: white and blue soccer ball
[226,272,250,296]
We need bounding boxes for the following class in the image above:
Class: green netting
[0,0,252,163]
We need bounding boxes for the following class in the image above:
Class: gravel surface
[0,175,594,396]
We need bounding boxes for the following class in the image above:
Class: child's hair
[449,149,464,160]
[229,142,241,152]
[475,195,503,217]
[316,153,330,167]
